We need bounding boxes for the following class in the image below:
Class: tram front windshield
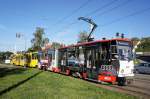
[117,42,133,61]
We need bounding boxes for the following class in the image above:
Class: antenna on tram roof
[78,17,97,42]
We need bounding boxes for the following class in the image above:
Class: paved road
[133,74,150,92]
[135,74,150,81]
[117,73,150,99]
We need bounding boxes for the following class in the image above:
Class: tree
[131,37,140,49]
[131,37,140,41]
[42,37,49,46]
[131,37,150,52]
[137,37,150,52]
[51,42,62,49]
[31,27,49,51]
[78,31,88,43]
[0,51,13,63]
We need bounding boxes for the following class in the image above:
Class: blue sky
[0,0,150,51]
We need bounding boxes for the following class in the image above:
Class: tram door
[85,46,99,80]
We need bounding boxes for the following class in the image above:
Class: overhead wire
[46,0,92,36]
[84,0,118,17]
[51,0,150,42]
[55,0,120,33]
[93,0,132,17]
[53,0,141,38]
[55,21,78,33]
[52,0,91,26]
[60,0,136,33]
[101,7,150,27]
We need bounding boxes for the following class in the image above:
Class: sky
[0,0,150,51]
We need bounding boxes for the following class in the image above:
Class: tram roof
[59,38,130,49]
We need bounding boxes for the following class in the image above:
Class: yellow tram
[10,52,38,68]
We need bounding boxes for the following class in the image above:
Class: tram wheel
[118,77,126,86]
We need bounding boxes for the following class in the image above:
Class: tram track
[134,78,150,83]
[84,78,150,99]
[128,84,150,92]
[110,85,150,99]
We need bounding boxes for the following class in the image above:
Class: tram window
[118,49,132,60]
[111,46,117,53]
[48,54,52,60]
[32,54,34,59]
[119,49,126,60]
[21,56,23,60]
[32,54,37,59]
[139,63,144,66]
[148,64,150,68]
[42,53,45,59]
[52,52,55,59]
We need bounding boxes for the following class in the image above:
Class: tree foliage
[131,37,140,41]
[51,42,62,49]
[31,27,49,51]
[137,37,150,52]
[78,31,88,43]
[132,37,150,52]
[0,51,13,63]
[43,37,49,45]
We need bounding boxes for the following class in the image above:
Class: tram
[26,52,38,67]
[58,38,134,86]
[10,52,38,67]
[38,48,59,72]
[10,54,17,65]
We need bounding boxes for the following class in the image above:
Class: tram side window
[86,49,92,68]
[67,51,76,66]
[52,51,55,59]
[148,64,150,68]
[77,48,85,66]
[60,51,67,66]
[48,54,52,61]
[21,56,24,60]
[101,46,109,61]
[111,46,117,53]
[32,54,37,59]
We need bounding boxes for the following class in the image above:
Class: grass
[0,65,137,99]
[0,65,40,92]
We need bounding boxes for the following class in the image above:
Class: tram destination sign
[118,41,129,46]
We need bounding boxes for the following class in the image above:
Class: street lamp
[15,33,27,52]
